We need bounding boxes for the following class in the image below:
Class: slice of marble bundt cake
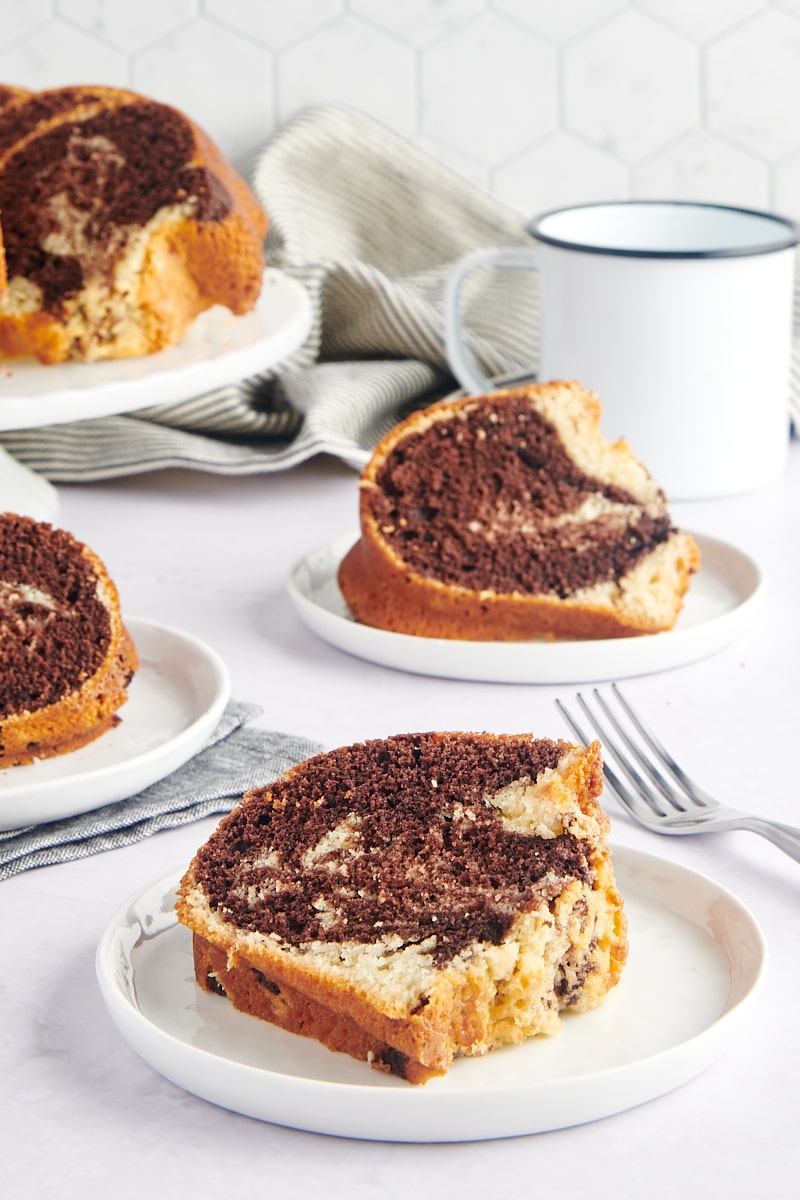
[0,513,138,767]
[338,381,700,641]
[176,731,628,1084]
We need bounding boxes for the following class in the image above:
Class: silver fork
[556,684,800,864]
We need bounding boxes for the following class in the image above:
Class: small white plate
[0,269,312,431]
[287,532,764,684]
[0,618,230,831]
[95,846,767,1143]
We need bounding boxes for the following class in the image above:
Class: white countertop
[4,443,800,1199]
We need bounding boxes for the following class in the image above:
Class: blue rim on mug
[527,200,800,260]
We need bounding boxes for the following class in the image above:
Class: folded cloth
[0,700,323,882]
[0,103,536,481]
[2,101,798,481]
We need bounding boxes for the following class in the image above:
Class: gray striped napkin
[1,101,797,480]
[0,701,323,881]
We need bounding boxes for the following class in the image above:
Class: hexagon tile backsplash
[3,0,800,221]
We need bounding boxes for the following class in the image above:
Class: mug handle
[444,246,539,395]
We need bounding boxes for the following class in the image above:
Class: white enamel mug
[444,201,799,499]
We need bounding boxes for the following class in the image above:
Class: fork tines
[555,685,710,821]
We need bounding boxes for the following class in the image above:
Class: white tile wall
[2,0,800,222]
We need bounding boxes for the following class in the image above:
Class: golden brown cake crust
[0,515,138,767]
[338,382,700,642]
[192,934,443,1084]
[0,84,267,364]
[177,733,628,1083]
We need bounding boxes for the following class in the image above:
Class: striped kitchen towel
[0,103,534,480]
[0,101,798,480]
[0,701,324,881]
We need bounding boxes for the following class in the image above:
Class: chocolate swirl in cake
[0,99,232,313]
[0,515,112,718]
[0,514,137,767]
[193,732,594,965]
[367,392,673,597]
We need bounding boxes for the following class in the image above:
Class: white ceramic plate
[0,618,230,831]
[0,269,312,431]
[95,846,766,1143]
[287,532,764,684]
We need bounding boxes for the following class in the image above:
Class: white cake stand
[0,269,314,522]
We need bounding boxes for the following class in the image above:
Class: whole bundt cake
[0,84,267,363]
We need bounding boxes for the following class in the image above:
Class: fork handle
[738,817,800,863]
